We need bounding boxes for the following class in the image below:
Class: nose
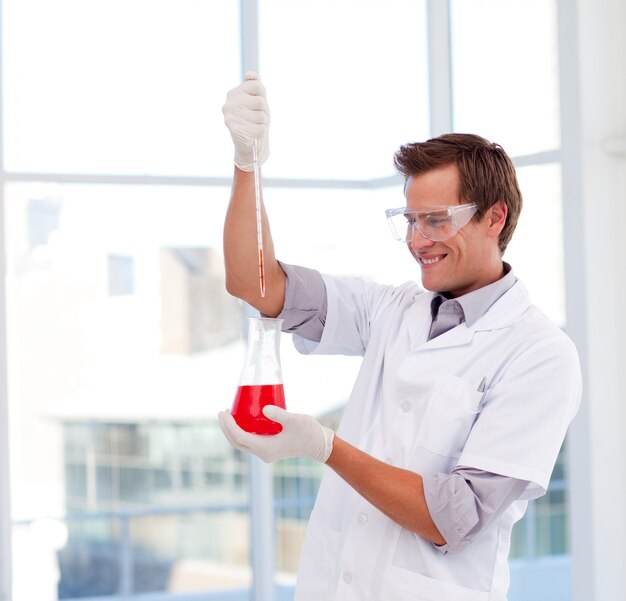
[408,225,435,251]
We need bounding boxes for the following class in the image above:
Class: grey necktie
[429,296,465,339]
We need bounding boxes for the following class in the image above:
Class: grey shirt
[276,261,528,554]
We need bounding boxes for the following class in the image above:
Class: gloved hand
[218,406,334,463]
[222,71,270,172]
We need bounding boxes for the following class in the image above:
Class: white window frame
[0,2,14,597]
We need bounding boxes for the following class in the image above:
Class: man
[219,72,581,601]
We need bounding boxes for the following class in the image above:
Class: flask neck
[239,318,284,386]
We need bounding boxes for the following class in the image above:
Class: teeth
[421,256,444,265]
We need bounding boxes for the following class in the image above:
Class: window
[1,2,574,600]
[3,0,240,177]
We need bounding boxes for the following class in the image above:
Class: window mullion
[0,209,11,601]
[240,0,260,76]
[556,0,592,599]
[0,0,14,595]
[426,0,453,136]
[240,4,276,601]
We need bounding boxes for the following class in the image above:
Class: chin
[419,275,442,293]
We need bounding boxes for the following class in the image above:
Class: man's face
[404,164,506,297]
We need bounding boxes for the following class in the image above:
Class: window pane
[6,182,252,599]
[535,489,568,556]
[450,0,560,156]
[259,0,429,180]
[3,0,239,176]
[504,163,565,325]
[266,184,407,286]
[275,457,322,577]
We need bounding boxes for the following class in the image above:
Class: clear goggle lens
[385,203,478,243]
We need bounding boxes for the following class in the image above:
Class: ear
[486,201,507,239]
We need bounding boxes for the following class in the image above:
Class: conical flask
[231,317,286,434]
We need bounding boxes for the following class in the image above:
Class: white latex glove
[222,71,270,172]
[218,406,334,464]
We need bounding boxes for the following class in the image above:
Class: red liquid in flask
[231,384,286,435]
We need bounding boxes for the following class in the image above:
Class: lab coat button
[357,512,368,525]
[342,571,353,584]
[401,401,412,412]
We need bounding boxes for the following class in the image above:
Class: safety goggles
[385,203,478,243]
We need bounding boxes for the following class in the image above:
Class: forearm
[326,436,445,545]
[223,167,286,316]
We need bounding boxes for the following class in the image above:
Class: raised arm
[222,73,286,316]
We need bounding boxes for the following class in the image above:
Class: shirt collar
[430,262,517,327]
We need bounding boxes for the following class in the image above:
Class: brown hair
[393,133,522,253]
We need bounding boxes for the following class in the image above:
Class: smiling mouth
[418,254,447,266]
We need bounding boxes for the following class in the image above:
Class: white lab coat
[293,275,581,601]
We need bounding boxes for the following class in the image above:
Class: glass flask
[231,317,286,435]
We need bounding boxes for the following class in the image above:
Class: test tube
[252,139,266,298]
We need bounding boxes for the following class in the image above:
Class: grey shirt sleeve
[423,467,528,554]
[275,261,328,343]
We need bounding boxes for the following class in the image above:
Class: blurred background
[0,0,624,600]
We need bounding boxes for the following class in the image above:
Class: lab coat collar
[408,280,531,352]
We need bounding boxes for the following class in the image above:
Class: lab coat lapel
[406,291,437,351]
[408,280,531,352]
[472,279,530,331]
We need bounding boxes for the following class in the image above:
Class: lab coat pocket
[417,376,482,458]
[386,565,489,601]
